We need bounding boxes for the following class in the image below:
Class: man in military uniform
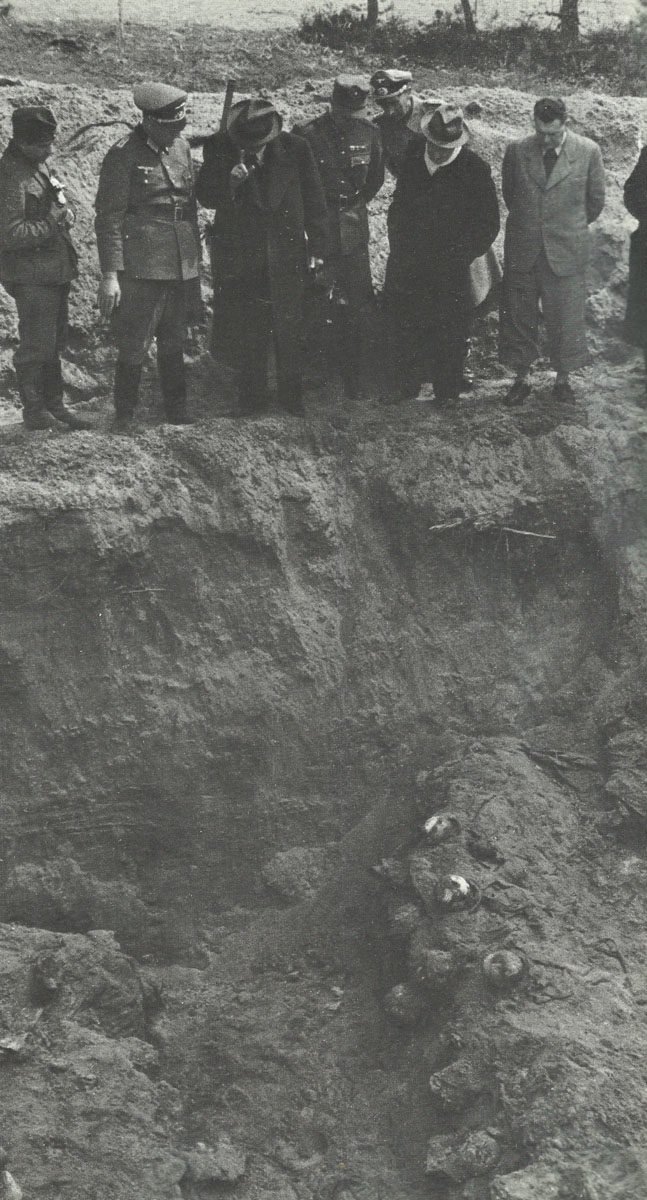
[0,105,92,431]
[371,68,440,178]
[294,76,384,401]
[95,82,200,428]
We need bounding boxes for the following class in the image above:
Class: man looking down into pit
[0,105,92,431]
[95,82,200,430]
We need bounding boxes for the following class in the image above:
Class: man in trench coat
[195,98,329,417]
[499,96,605,405]
[383,103,500,406]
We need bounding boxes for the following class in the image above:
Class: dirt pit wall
[1,388,647,1199]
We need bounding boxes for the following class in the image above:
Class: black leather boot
[42,360,93,431]
[158,350,193,424]
[113,361,143,431]
[15,363,65,431]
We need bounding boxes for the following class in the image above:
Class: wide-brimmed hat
[12,105,57,144]
[227,98,282,147]
[420,102,468,147]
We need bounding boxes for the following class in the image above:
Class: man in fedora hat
[195,97,329,416]
[499,96,605,406]
[95,82,200,428]
[371,71,501,390]
[383,102,499,406]
[293,76,384,402]
[0,105,92,430]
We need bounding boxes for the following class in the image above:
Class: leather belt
[130,204,190,221]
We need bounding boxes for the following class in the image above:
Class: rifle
[188,79,236,147]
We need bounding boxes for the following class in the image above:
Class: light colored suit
[502,130,605,277]
[500,129,605,375]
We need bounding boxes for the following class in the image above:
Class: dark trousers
[385,283,469,400]
[112,277,190,365]
[5,282,70,368]
[219,283,301,407]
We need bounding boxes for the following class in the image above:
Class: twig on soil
[113,587,167,594]
[428,519,467,532]
[427,519,556,539]
[500,527,557,539]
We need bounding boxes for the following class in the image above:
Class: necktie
[544,147,558,178]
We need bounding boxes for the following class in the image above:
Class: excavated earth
[3,80,647,1200]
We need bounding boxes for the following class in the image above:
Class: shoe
[279,397,306,417]
[111,414,136,434]
[16,362,66,430]
[503,378,531,407]
[164,410,194,426]
[238,398,270,417]
[42,361,93,429]
[23,409,66,431]
[552,379,575,403]
[277,376,306,417]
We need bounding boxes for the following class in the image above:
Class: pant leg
[8,284,66,368]
[428,286,470,400]
[499,262,541,374]
[537,252,590,373]
[53,284,70,359]
[155,281,189,357]
[112,277,169,366]
[383,288,428,397]
[239,295,272,407]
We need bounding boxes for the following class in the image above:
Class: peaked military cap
[331,75,371,113]
[227,98,282,147]
[370,68,413,99]
[11,105,57,144]
[133,82,188,121]
[420,102,468,147]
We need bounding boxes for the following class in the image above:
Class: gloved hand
[97,273,121,319]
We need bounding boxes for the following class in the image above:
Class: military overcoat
[292,111,383,258]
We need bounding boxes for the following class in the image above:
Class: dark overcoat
[623,147,647,347]
[195,130,329,375]
[384,139,500,307]
[0,142,77,286]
